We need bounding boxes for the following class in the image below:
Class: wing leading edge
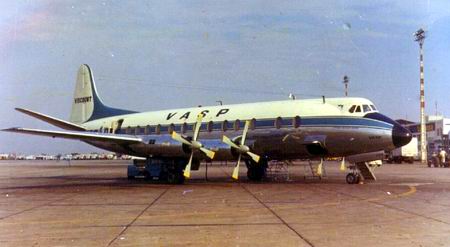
[2,127,142,144]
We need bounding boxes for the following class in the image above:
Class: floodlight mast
[342,75,349,97]
[414,28,427,164]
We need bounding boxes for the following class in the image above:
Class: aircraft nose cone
[392,123,412,148]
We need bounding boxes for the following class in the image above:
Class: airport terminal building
[398,115,450,153]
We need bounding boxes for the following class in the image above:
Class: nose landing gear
[346,172,361,184]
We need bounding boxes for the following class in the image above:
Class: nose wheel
[346,172,361,184]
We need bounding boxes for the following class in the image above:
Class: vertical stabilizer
[69,64,136,124]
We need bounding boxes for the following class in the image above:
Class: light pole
[343,75,349,97]
[414,28,427,164]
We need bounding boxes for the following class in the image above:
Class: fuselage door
[111,119,124,134]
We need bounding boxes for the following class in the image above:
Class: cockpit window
[363,104,371,112]
[370,105,377,111]
[349,105,356,113]
[355,105,361,113]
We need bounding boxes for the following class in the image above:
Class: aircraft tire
[167,168,185,184]
[346,173,359,184]
[246,158,268,181]
[246,164,266,181]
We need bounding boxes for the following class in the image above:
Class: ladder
[304,160,327,179]
[267,160,291,181]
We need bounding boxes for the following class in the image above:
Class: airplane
[3,64,412,184]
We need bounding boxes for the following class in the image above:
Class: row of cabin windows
[107,116,302,135]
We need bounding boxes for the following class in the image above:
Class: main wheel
[167,169,185,184]
[346,173,359,184]
[246,159,267,181]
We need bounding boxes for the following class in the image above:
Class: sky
[1,0,450,154]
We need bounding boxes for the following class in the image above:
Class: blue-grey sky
[1,1,450,154]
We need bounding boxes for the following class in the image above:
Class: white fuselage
[80,97,396,160]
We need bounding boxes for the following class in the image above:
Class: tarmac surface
[0,160,450,247]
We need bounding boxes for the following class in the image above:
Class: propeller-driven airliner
[3,64,412,184]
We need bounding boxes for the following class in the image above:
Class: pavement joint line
[107,187,170,247]
[85,222,284,228]
[240,184,315,247]
[315,186,450,226]
[0,193,78,221]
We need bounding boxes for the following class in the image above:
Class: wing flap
[15,108,86,131]
[2,127,142,144]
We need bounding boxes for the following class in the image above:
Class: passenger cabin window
[145,125,150,135]
[207,121,213,132]
[155,124,161,135]
[182,123,188,134]
[275,117,282,129]
[222,120,228,131]
[355,105,361,113]
[135,126,140,135]
[168,124,175,134]
[126,126,131,134]
[234,120,241,131]
[362,105,371,113]
[250,118,256,130]
[293,116,301,128]
[349,105,356,113]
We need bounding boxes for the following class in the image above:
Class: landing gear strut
[246,159,268,181]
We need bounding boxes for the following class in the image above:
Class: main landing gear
[246,159,268,181]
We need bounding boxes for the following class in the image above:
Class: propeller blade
[222,135,240,149]
[247,151,260,163]
[171,131,192,146]
[241,120,251,145]
[200,147,216,159]
[340,157,346,172]
[317,159,323,176]
[184,152,194,178]
[232,155,242,180]
[193,114,203,141]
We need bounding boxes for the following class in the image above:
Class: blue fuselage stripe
[109,117,392,135]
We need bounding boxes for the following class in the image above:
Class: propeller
[222,120,260,180]
[171,114,215,178]
[316,158,323,176]
[340,157,346,171]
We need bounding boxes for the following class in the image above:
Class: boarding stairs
[266,160,291,181]
[304,160,327,180]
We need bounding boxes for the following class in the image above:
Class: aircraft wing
[15,108,86,131]
[2,127,142,144]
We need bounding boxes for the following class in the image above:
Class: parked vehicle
[387,137,418,164]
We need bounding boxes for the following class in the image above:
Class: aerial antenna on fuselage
[322,96,326,104]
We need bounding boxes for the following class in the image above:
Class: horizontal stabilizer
[15,108,86,131]
[2,127,142,144]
